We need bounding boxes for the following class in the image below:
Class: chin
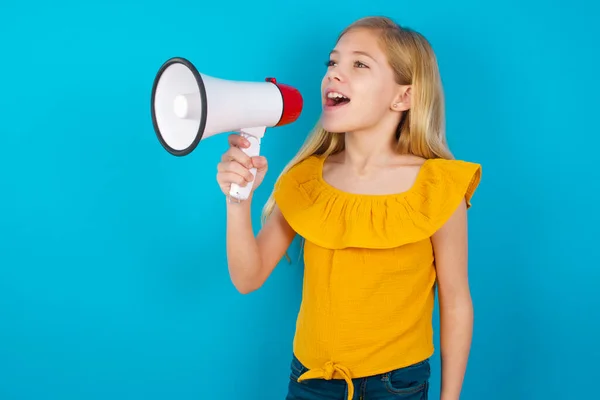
[321,103,355,133]
[321,118,350,133]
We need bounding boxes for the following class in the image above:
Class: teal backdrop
[1,0,598,399]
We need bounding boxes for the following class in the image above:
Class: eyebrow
[329,49,378,62]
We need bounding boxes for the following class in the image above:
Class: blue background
[1,0,598,399]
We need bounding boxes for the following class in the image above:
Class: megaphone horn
[150,57,304,201]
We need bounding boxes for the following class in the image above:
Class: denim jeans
[286,354,430,400]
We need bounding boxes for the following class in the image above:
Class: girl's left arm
[431,198,473,400]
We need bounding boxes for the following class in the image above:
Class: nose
[326,67,343,82]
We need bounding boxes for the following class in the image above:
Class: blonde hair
[261,16,453,225]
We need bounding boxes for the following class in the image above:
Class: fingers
[221,144,253,169]
[217,157,255,182]
[217,135,267,196]
[227,133,251,149]
[251,156,268,171]
[217,171,249,188]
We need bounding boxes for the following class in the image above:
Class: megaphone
[150,57,304,201]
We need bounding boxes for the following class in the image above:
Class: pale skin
[216,28,472,400]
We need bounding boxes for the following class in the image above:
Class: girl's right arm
[217,134,296,294]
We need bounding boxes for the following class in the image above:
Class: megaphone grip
[229,132,261,201]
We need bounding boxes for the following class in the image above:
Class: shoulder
[276,155,323,186]
[272,155,323,202]
[271,154,325,222]
[419,157,482,208]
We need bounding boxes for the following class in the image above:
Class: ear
[391,85,411,112]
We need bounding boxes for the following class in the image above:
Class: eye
[325,60,337,67]
[354,61,368,68]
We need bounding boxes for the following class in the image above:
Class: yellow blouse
[273,155,482,400]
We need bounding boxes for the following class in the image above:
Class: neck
[342,128,397,169]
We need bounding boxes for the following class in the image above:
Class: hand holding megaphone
[216,133,268,199]
[151,57,303,201]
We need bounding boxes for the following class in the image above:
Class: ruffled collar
[273,155,481,250]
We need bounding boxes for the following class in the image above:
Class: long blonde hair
[261,16,453,224]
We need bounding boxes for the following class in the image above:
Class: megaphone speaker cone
[151,57,207,156]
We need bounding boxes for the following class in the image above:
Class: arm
[431,198,473,400]
[226,194,296,294]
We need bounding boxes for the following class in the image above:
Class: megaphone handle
[229,131,262,201]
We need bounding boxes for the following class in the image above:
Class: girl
[216,16,481,400]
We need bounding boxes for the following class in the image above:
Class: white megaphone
[150,57,304,201]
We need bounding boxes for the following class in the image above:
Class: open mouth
[325,91,351,107]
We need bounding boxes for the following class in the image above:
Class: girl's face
[320,28,407,135]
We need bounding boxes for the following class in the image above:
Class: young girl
[216,16,481,400]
